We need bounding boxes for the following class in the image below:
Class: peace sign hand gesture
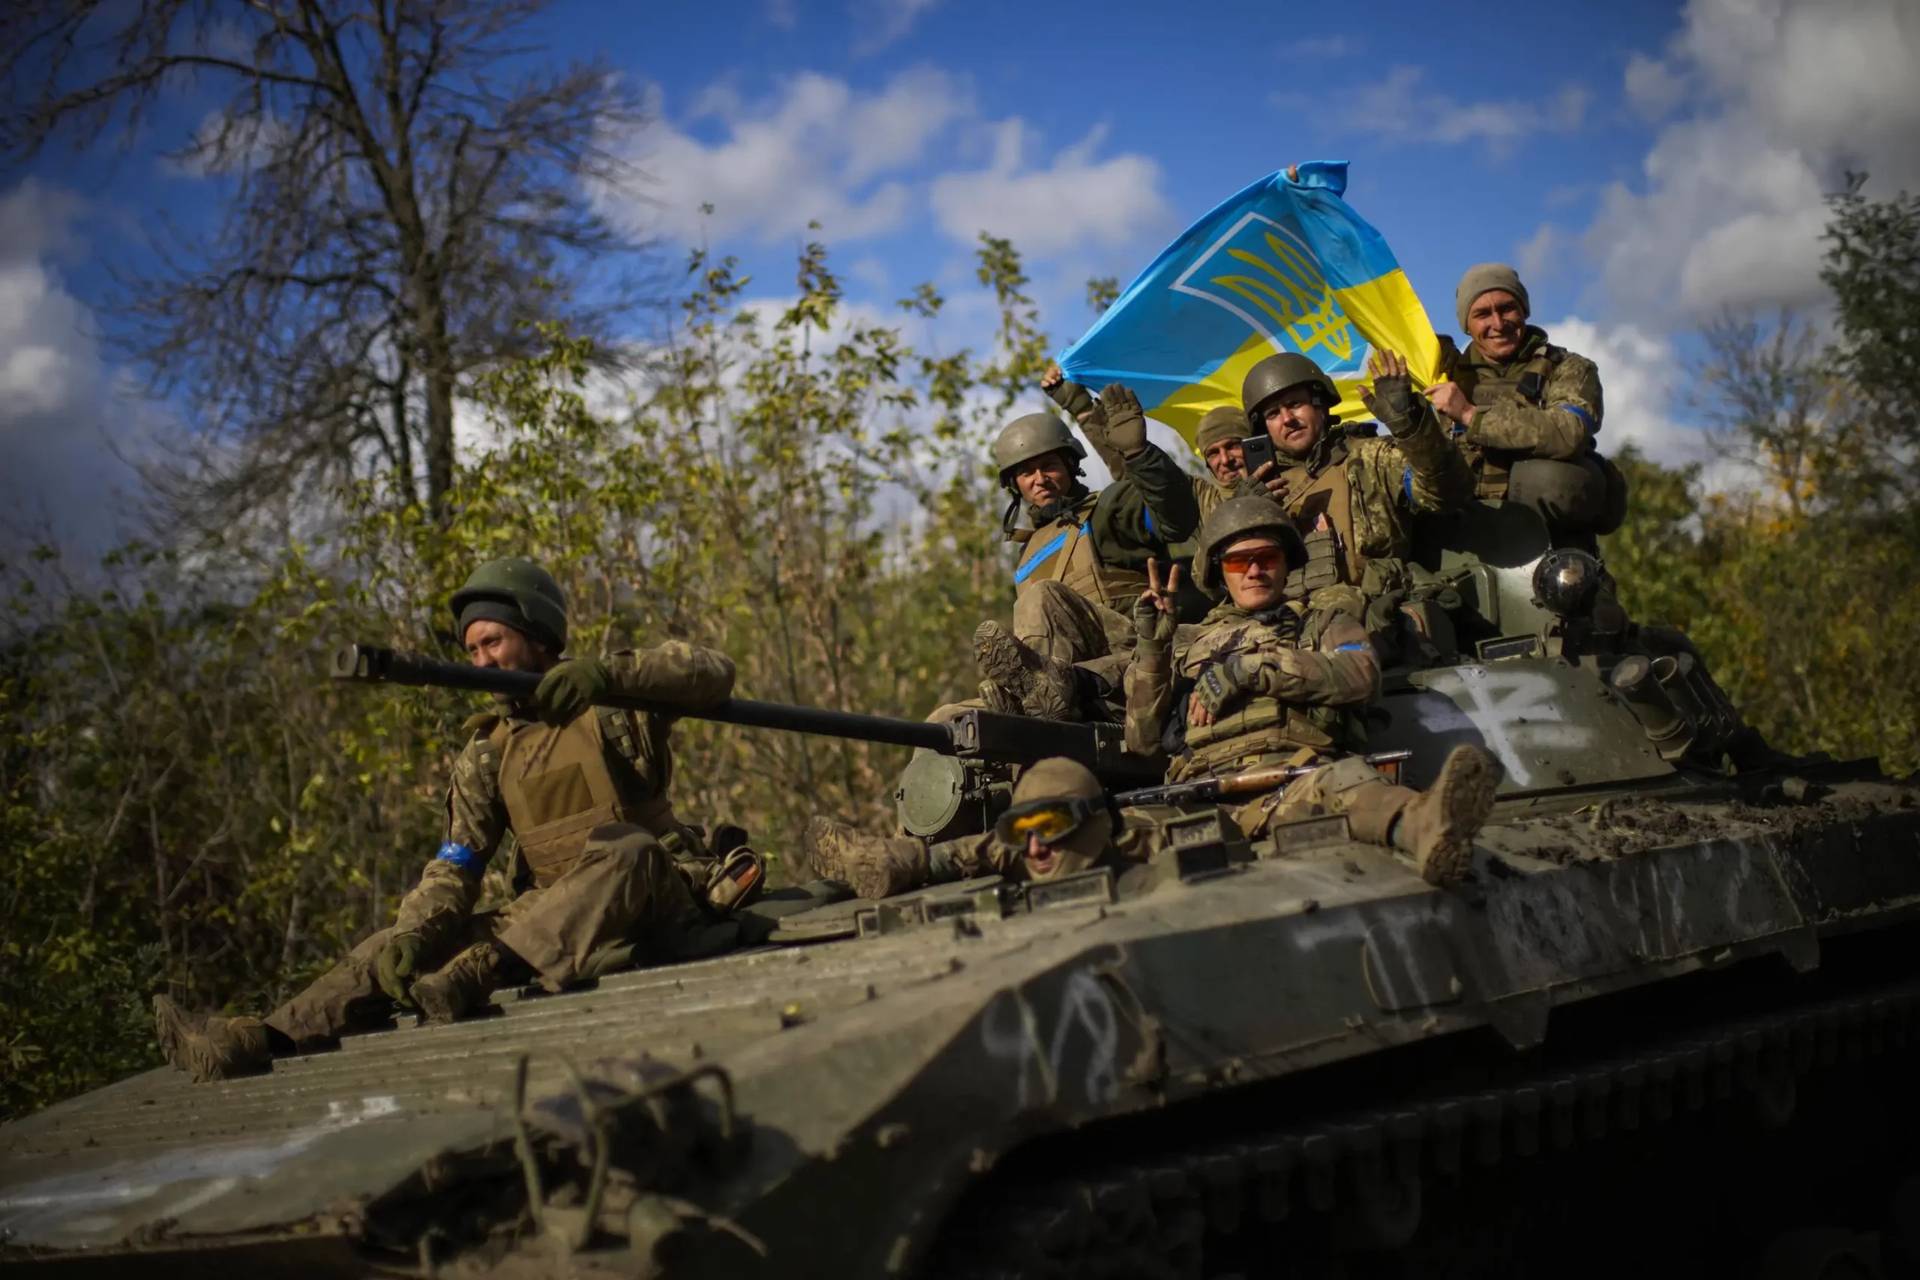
[1133,557,1182,653]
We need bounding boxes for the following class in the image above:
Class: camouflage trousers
[1015,579,1135,674]
[266,828,699,1051]
[1225,754,1416,844]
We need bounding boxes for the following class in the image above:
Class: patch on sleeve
[436,842,481,874]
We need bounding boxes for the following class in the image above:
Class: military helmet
[1194,405,1246,454]
[1192,495,1307,597]
[992,412,1086,486]
[1240,353,1340,429]
[994,756,1114,880]
[450,557,568,653]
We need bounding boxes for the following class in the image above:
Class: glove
[1098,383,1148,456]
[1043,370,1097,420]
[376,932,426,1005]
[533,657,611,724]
[1194,655,1255,721]
[1361,373,1419,437]
[1132,592,1178,653]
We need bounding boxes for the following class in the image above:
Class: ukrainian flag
[1058,162,1442,443]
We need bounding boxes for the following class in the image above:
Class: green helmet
[1192,496,1307,598]
[449,557,568,653]
[992,412,1086,487]
[996,757,1113,881]
[1240,353,1340,429]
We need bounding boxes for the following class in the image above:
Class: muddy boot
[976,678,1022,716]
[411,941,521,1025]
[1390,746,1501,887]
[804,816,930,899]
[152,995,273,1083]
[974,621,1078,721]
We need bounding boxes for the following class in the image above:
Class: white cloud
[1515,223,1567,285]
[0,182,159,557]
[1334,66,1589,149]
[1587,0,1920,323]
[598,69,1173,262]
[1539,315,1716,472]
[928,122,1173,256]
[851,0,940,54]
[598,69,971,246]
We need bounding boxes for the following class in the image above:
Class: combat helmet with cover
[1240,353,1340,430]
[450,557,568,653]
[991,413,1086,490]
[992,756,1114,882]
[1192,495,1307,598]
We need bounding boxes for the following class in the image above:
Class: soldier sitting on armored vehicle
[1427,262,1627,549]
[151,558,736,1083]
[955,386,1199,724]
[1235,349,1474,662]
[1128,497,1499,886]
[800,757,1205,899]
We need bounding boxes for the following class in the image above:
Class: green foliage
[0,236,1035,1119]
[1823,183,1920,473]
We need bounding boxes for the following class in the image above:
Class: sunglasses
[993,795,1108,846]
[1219,546,1288,574]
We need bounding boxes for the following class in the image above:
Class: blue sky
[5,0,1919,553]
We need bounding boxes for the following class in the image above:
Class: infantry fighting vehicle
[4,502,1919,1279]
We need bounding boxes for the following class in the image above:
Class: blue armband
[1554,403,1596,432]
[1335,643,1369,652]
[435,841,481,874]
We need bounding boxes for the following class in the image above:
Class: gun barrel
[331,644,954,754]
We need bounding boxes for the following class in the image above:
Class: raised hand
[1097,383,1148,455]
[1132,557,1182,651]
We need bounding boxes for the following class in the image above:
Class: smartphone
[1241,433,1278,477]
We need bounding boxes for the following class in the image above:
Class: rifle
[331,645,1165,784]
[1113,749,1411,809]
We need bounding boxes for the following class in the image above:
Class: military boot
[410,941,521,1024]
[1390,745,1501,887]
[804,816,930,899]
[973,621,1078,721]
[152,995,273,1083]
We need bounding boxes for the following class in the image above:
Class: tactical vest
[1009,491,1147,609]
[1170,607,1366,781]
[1453,341,1567,500]
[482,706,679,887]
[1276,435,1365,588]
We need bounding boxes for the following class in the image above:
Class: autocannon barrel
[331,644,953,754]
[330,645,1162,781]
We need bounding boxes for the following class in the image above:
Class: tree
[2,0,652,523]
[1823,179,1920,494]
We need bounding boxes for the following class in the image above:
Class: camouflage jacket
[1451,325,1603,497]
[1125,599,1378,776]
[393,642,735,944]
[1010,439,1200,605]
[1193,471,1236,520]
[1233,391,1472,597]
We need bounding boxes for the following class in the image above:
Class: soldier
[1127,496,1499,886]
[151,558,735,1082]
[1431,263,1623,543]
[969,382,1200,721]
[1236,349,1473,648]
[1193,406,1248,516]
[800,757,1189,900]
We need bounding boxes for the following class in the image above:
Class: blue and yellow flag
[1058,162,1441,442]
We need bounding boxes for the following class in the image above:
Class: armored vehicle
[4,504,1919,1279]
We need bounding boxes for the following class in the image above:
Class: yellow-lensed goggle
[993,796,1107,847]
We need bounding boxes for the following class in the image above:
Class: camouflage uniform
[1448,324,1604,500]
[265,643,731,1049]
[1006,439,1199,666]
[1235,364,1473,626]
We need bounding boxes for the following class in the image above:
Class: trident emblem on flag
[1171,212,1357,366]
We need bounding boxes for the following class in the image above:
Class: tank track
[932,975,1920,1279]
